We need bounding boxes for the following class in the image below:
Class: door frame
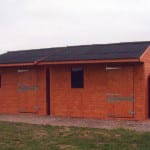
[46,67,50,115]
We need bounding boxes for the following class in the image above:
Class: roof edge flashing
[0,58,140,67]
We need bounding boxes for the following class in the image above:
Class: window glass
[71,67,84,88]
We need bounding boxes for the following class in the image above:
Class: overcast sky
[0,0,150,53]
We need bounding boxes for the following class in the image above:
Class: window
[71,67,84,88]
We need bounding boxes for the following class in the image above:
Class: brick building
[0,41,150,120]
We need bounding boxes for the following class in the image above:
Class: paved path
[0,114,150,132]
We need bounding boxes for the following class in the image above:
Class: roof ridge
[5,41,150,53]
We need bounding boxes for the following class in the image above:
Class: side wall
[141,48,150,120]
[134,64,147,120]
[0,67,46,115]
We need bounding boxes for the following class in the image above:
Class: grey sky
[0,0,150,53]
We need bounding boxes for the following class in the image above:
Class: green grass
[0,122,150,150]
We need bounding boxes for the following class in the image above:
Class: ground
[0,121,150,150]
[0,114,150,131]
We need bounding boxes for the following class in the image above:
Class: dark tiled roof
[0,41,150,64]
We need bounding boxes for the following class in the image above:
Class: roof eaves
[0,58,141,67]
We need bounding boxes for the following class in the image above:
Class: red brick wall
[143,63,150,119]
[0,67,46,115]
[137,48,150,120]
[0,68,19,113]
[50,64,108,119]
[133,64,146,120]
[0,63,147,120]
[50,63,146,120]
[141,48,150,119]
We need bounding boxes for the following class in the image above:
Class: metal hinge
[105,65,121,71]
[128,111,135,115]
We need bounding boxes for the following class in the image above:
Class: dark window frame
[71,66,84,88]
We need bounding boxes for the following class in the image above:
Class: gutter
[0,58,141,67]
[38,58,140,65]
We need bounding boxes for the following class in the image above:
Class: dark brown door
[18,69,38,113]
[107,66,134,118]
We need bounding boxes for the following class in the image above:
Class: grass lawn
[0,122,150,150]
